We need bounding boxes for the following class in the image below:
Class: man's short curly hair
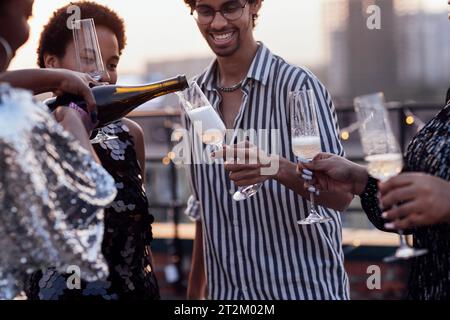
[183,0,262,28]
[37,1,126,68]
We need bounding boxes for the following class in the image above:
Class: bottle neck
[115,75,188,95]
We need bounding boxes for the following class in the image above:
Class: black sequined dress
[360,103,450,300]
[26,120,160,300]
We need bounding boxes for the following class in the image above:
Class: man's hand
[212,141,279,186]
[379,173,450,229]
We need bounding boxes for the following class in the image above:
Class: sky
[9,0,447,74]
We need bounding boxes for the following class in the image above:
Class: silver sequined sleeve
[0,84,117,299]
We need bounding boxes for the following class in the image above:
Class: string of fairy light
[339,105,425,141]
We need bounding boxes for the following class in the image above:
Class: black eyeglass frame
[191,1,249,25]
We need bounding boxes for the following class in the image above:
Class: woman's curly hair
[37,1,126,68]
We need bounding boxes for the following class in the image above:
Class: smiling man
[182,0,352,300]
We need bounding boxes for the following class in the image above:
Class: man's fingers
[229,169,261,182]
[212,146,240,160]
[233,176,266,187]
[211,146,237,161]
[216,146,260,163]
[224,163,260,172]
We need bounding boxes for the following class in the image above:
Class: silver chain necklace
[217,79,244,93]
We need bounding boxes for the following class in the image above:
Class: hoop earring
[252,14,257,27]
[0,36,13,70]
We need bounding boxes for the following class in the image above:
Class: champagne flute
[354,92,428,262]
[177,81,226,155]
[290,90,332,225]
[72,18,117,143]
[177,82,262,202]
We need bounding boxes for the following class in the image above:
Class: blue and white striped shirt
[183,43,349,300]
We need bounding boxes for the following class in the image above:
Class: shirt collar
[199,42,274,92]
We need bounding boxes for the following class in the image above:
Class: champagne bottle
[45,75,188,127]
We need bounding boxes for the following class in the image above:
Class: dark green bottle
[45,75,188,127]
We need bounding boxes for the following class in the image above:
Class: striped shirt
[182,43,349,300]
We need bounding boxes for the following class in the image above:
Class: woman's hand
[0,69,99,115]
[379,173,450,229]
[51,69,99,114]
[297,152,369,195]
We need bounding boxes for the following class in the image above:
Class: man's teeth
[214,32,233,40]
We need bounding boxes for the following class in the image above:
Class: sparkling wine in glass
[177,81,226,152]
[354,92,428,262]
[72,18,116,143]
[188,105,226,148]
[177,82,262,202]
[290,90,332,225]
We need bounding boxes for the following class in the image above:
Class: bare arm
[53,107,100,164]
[0,69,97,112]
[122,118,146,184]
[187,220,207,300]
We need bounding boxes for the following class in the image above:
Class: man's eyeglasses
[192,1,248,25]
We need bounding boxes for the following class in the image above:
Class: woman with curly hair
[26,1,160,300]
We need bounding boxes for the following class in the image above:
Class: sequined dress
[94,121,159,300]
[360,103,450,300]
[26,121,160,300]
[0,84,117,300]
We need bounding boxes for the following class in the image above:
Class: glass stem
[398,230,409,248]
[309,191,318,214]
[214,143,222,151]
[392,203,410,249]
[308,171,318,215]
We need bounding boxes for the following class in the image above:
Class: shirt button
[229,189,234,195]
[233,219,239,226]
[236,250,243,257]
